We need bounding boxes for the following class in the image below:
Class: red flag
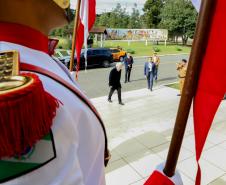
[193,0,226,184]
[144,171,175,185]
[75,0,96,76]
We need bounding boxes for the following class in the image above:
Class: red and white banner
[193,1,226,184]
[75,0,96,74]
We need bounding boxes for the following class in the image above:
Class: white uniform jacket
[0,41,106,185]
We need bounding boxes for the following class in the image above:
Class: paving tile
[113,138,148,157]
[129,178,146,185]
[182,134,214,154]
[180,172,194,185]
[135,131,168,149]
[206,131,226,145]
[105,159,142,185]
[91,87,226,185]
[208,174,226,185]
[151,142,193,162]
[217,141,226,150]
[109,149,122,163]
[178,157,225,185]
[124,150,163,178]
[203,146,226,171]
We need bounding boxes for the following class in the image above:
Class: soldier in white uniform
[0,0,109,185]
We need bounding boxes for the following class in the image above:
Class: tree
[128,3,142,29]
[50,10,75,38]
[109,3,129,28]
[95,13,111,27]
[160,0,198,45]
[143,0,163,28]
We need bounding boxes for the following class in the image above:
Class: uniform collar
[0,22,48,54]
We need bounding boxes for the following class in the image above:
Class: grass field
[166,82,180,90]
[57,37,191,57]
[93,40,191,56]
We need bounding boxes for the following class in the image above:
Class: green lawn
[166,83,180,90]
[56,37,191,57]
[93,40,191,56]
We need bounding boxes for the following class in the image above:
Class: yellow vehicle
[110,48,127,62]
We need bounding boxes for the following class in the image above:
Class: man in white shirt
[0,0,109,185]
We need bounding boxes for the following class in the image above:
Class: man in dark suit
[144,57,156,91]
[108,63,124,105]
[124,53,134,83]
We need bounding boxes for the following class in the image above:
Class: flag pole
[163,0,216,177]
[69,0,82,72]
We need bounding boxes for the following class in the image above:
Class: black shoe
[119,102,125,105]
[108,99,112,103]
[124,81,127,83]
[177,94,181,96]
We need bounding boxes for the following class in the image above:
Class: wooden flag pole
[163,0,216,177]
[69,0,82,72]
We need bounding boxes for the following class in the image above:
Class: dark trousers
[125,67,131,82]
[108,87,122,103]
[147,72,154,90]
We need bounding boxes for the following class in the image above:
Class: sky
[70,0,146,14]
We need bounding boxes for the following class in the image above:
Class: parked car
[74,48,114,69]
[110,48,127,62]
[54,49,71,68]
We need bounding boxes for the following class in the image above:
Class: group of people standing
[107,52,160,105]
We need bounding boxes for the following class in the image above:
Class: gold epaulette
[0,50,30,93]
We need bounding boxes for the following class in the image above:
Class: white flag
[191,0,201,12]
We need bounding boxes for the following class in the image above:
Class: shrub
[126,49,135,54]
[175,47,182,51]
[153,47,160,52]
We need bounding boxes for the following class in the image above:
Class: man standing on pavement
[0,0,109,185]
[153,52,160,81]
[124,53,134,83]
[176,59,188,96]
[144,57,156,91]
[108,62,125,105]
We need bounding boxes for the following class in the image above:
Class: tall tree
[143,0,163,28]
[109,3,129,28]
[160,0,198,45]
[95,3,129,28]
[128,3,142,28]
[95,13,111,27]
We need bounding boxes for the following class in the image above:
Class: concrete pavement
[91,85,226,185]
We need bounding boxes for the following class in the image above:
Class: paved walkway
[91,86,226,185]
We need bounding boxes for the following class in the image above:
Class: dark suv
[74,48,113,69]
